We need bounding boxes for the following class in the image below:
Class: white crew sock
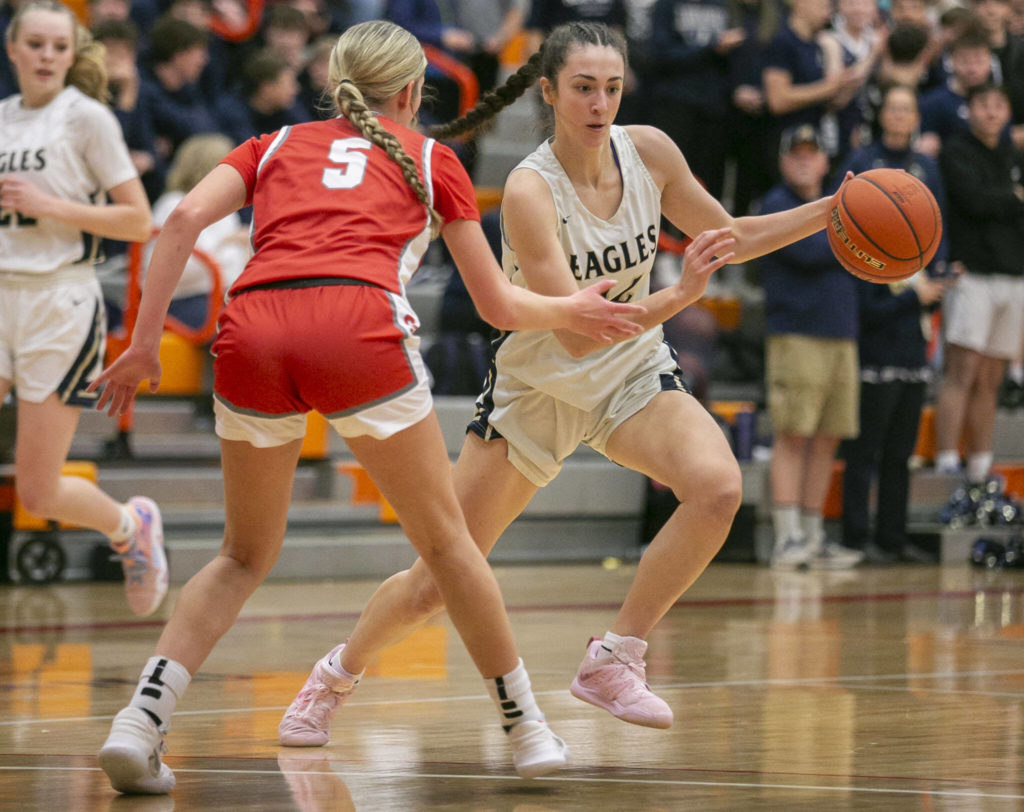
[935,450,961,474]
[486,659,544,732]
[128,656,192,731]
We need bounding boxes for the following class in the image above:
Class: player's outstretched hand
[87,345,162,416]
[566,278,646,343]
[676,227,735,305]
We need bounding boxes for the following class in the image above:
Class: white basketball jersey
[497,125,665,411]
[0,86,138,274]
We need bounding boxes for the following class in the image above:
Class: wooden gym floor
[2,561,1024,811]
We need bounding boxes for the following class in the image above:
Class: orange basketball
[827,168,942,283]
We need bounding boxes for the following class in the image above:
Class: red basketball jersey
[221,115,480,295]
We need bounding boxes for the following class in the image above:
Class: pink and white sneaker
[569,636,673,729]
[114,497,169,617]
[279,644,360,746]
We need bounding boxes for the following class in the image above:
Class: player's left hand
[0,176,53,219]
[88,345,163,417]
[676,227,735,305]
[566,278,646,343]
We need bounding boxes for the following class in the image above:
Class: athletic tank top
[497,125,664,411]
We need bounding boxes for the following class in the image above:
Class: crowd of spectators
[0,0,1019,206]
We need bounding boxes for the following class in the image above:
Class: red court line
[3,586,1024,636]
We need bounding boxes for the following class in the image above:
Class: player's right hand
[88,345,162,417]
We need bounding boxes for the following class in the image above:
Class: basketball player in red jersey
[89,20,644,795]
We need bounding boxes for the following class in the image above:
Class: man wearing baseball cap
[760,125,864,570]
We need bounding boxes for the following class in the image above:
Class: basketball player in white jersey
[1,1,166,615]
[281,22,848,738]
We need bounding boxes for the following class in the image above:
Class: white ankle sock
[109,504,138,546]
[1009,363,1023,385]
[328,650,362,682]
[935,450,960,473]
[128,656,191,731]
[486,659,544,732]
[967,451,993,482]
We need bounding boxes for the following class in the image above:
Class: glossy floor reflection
[3,562,1024,810]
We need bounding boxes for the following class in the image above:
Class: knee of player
[678,458,743,516]
[218,536,279,582]
[408,571,445,617]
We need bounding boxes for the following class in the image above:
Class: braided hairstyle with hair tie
[338,85,443,236]
[328,22,442,236]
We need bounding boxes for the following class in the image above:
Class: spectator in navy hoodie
[217,49,309,145]
[838,84,952,563]
[94,19,160,199]
[918,23,994,157]
[143,16,222,164]
[759,124,863,570]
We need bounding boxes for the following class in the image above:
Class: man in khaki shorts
[759,125,864,569]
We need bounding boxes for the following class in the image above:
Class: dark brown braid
[427,22,629,141]
[427,49,544,140]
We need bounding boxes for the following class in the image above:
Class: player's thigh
[344,412,468,549]
[219,437,303,569]
[604,389,739,499]
[14,394,81,493]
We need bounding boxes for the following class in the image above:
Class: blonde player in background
[0,0,165,615]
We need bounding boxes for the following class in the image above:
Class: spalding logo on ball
[827,167,943,283]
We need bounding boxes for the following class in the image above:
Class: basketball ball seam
[843,178,922,263]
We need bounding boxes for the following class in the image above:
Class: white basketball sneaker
[99,706,175,794]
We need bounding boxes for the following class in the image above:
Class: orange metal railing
[422,44,480,117]
[106,235,224,443]
[209,0,265,42]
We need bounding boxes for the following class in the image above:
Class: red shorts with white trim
[212,281,430,441]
